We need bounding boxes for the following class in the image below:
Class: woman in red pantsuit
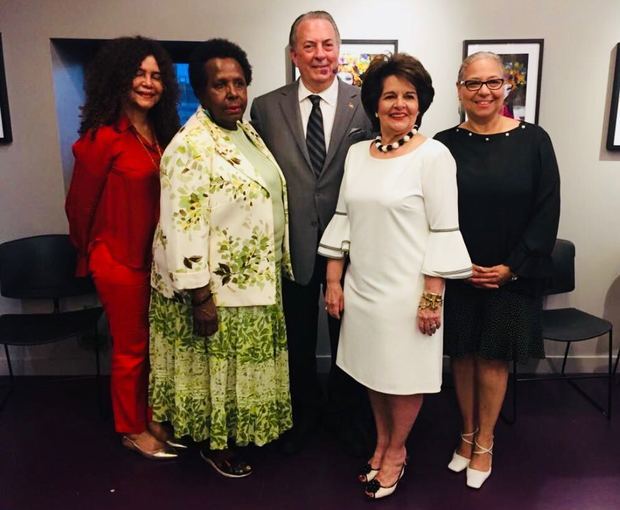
[65,36,180,459]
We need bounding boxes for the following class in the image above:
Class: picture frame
[462,39,544,124]
[0,34,12,144]
[291,39,398,86]
[606,43,620,151]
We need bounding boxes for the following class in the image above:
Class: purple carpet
[1,375,619,510]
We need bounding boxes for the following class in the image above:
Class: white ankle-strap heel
[466,439,493,489]
[447,429,477,473]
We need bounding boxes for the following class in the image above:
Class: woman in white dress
[319,53,471,500]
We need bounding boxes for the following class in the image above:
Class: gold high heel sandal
[121,435,178,460]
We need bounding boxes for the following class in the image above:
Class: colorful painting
[337,41,398,86]
[500,54,529,121]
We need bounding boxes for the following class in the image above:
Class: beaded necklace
[374,126,418,153]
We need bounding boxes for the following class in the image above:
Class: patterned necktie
[306,95,326,176]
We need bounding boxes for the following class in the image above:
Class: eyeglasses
[459,78,505,91]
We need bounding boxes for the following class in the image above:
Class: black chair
[0,234,104,411]
[504,239,614,423]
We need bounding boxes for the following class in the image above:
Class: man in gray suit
[251,11,373,454]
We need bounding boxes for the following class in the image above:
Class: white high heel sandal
[364,463,406,500]
[466,439,493,489]
[447,429,477,472]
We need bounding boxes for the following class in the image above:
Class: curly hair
[79,36,180,147]
[188,39,252,102]
[361,53,435,131]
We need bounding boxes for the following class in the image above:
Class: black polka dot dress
[434,122,560,363]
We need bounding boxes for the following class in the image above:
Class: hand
[418,306,441,336]
[325,281,344,319]
[192,295,218,337]
[468,264,513,289]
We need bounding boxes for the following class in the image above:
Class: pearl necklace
[374,126,418,153]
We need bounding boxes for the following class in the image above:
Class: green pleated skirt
[148,277,292,450]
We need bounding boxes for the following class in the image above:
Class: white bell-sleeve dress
[318,139,472,395]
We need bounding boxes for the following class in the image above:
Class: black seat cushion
[0,308,103,346]
[543,308,612,342]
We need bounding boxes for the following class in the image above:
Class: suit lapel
[323,80,361,171]
[278,83,313,170]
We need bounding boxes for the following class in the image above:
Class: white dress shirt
[298,77,339,152]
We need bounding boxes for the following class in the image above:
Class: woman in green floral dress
[149,39,293,477]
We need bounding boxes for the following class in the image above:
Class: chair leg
[564,331,612,419]
[607,329,613,420]
[0,345,15,412]
[500,332,613,421]
[512,358,517,423]
[4,344,14,381]
[614,336,620,377]
[560,342,571,375]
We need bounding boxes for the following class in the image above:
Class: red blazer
[65,117,161,276]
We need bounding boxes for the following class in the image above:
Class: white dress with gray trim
[318,139,472,395]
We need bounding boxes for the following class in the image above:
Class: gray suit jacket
[251,79,373,285]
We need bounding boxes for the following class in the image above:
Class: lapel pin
[348,102,354,109]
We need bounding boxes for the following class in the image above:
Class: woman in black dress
[435,51,560,489]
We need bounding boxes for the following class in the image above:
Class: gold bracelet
[418,291,443,311]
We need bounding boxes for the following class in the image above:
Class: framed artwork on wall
[292,39,398,86]
[462,39,544,124]
[0,34,13,144]
[606,43,620,151]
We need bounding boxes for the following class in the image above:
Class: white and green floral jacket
[151,108,293,306]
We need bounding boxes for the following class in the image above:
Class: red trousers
[89,242,152,434]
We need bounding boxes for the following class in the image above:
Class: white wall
[1,0,619,374]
